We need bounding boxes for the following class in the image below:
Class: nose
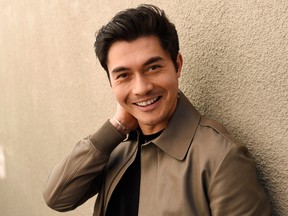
[131,74,153,96]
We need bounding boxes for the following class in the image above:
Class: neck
[139,122,167,135]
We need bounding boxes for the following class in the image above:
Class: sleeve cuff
[89,120,126,155]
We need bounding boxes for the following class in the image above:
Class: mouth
[134,96,161,107]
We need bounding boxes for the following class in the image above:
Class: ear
[176,53,183,78]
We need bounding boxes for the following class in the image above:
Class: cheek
[112,86,128,105]
[158,74,179,89]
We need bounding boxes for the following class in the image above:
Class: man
[43,4,271,216]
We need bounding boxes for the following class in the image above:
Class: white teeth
[136,97,158,107]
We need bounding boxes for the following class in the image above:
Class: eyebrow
[111,66,129,73]
[143,56,165,67]
[111,56,165,74]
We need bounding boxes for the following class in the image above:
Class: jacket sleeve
[43,120,126,212]
[208,144,271,216]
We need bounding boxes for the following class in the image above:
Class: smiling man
[43,4,271,216]
[108,35,181,135]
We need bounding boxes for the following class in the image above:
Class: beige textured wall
[0,0,287,215]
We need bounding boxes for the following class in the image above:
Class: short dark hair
[94,4,179,79]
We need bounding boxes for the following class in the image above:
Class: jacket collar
[151,91,201,160]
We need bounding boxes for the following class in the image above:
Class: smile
[135,96,161,107]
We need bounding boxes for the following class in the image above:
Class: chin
[139,116,165,127]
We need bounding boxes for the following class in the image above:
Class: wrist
[110,117,129,135]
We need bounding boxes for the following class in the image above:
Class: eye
[116,73,128,79]
[148,65,161,71]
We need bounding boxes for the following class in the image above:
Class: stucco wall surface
[0,0,287,215]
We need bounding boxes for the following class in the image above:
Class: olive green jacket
[43,92,271,215]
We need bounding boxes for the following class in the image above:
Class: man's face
[107,36,182,134]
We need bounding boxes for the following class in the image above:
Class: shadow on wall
[180,6,287,214]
